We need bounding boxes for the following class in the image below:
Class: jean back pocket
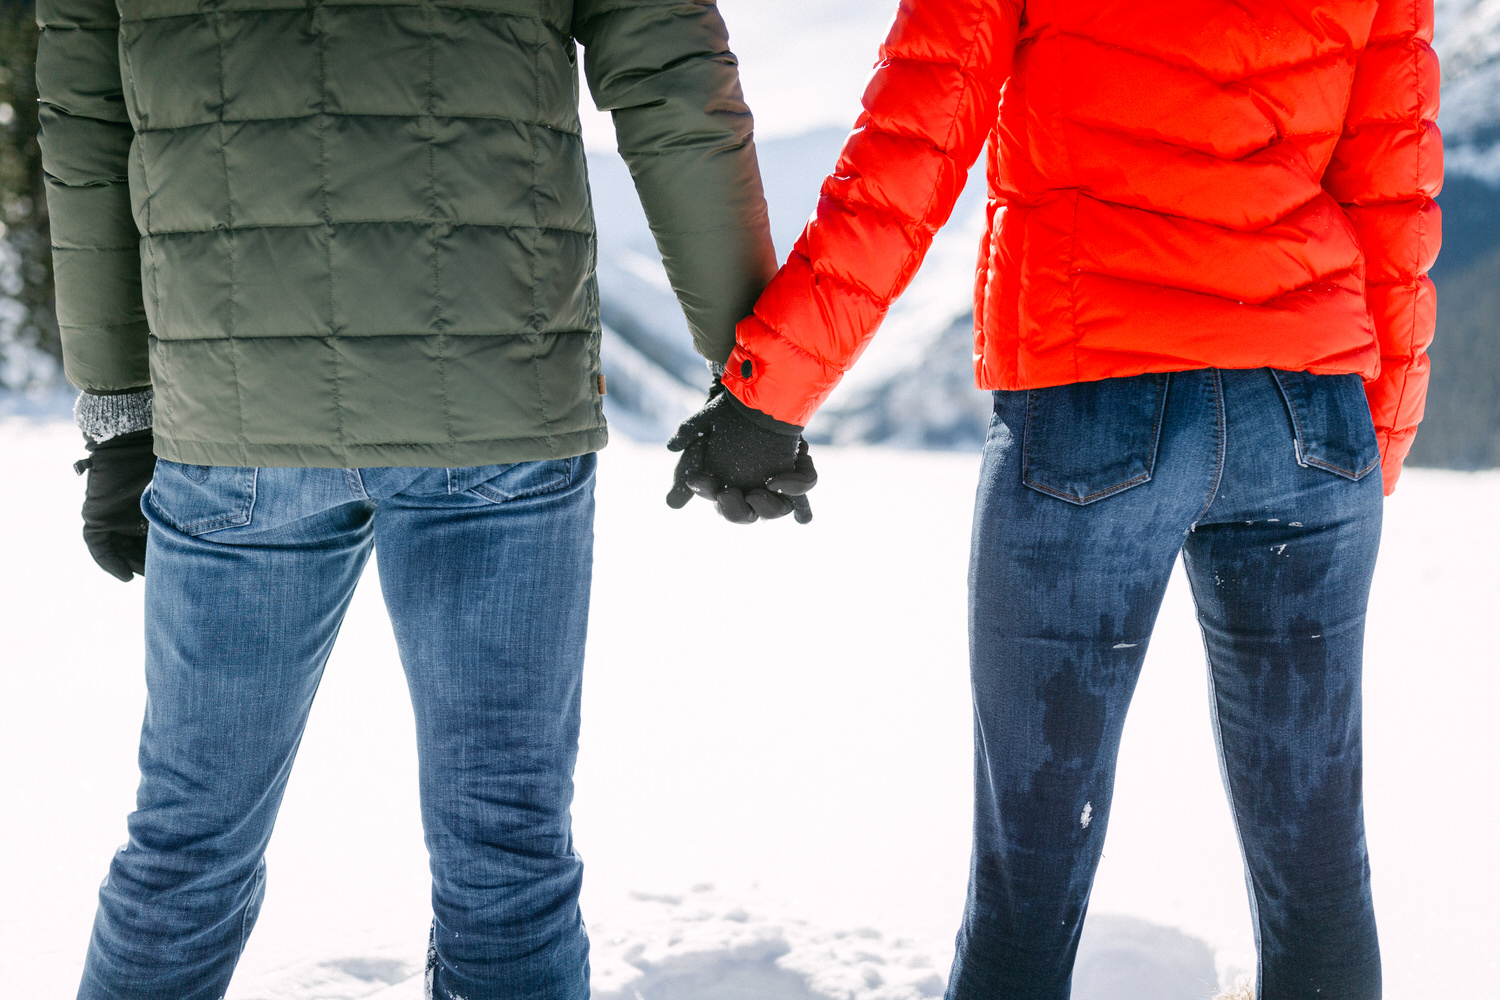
[446,457,580,503]
[1269,370,1380,481]
[1022,373,1169,505]
[147,461,258,535]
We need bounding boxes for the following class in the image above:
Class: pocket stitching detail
[466,459,574,503]
[1301,453,1380,482]
[149,466,257,534]
[1023,469,1155,504]
[1020,374,1168,505]
[1271,370,1380,482]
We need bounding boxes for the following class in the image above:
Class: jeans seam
[1190,370,1227,526]
[1187,565,1264,998]
[239,860,265,957]
[1146,370,1169,472]
[1022,387,1036,478]
[1271,369,1309,463]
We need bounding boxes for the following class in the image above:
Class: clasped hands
[665,381,817,524]
[75,378,820,589]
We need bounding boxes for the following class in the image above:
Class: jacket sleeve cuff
[75,387,153,445]
[724,388,803,436]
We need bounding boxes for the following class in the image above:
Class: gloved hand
[73,429,155,581]
[666,384,817,524]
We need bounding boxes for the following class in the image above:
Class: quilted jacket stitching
[118,3,557,25]
[209,10,249,457]
[1377,19,1427,470]
[310,5,346,451]
[41,0,771,465]
[423,0,457,449]
[529,15,557,456]
[140,222,595,237]
[1048,29,1354,83]
[134,114,584,135]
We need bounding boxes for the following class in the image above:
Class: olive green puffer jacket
[37,0,775,466]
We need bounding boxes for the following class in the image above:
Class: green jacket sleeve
[36,0,149,391]
[573,0,776,366]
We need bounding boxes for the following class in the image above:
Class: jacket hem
[153,426,608,468]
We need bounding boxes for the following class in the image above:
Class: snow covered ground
[2,417,1498,999]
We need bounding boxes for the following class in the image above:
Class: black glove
[666,385,817,524]
[74,429,155,581]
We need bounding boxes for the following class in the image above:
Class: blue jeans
[949,369,1383,1000]
[77,456,597,1000]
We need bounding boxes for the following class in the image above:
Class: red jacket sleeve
[1322,0,1443,495]
[722,0,1023,425]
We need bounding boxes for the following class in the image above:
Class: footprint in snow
[591,886,1222,1000]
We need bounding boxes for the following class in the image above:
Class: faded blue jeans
[78,456,597,1000]
[949,369,1383,1000]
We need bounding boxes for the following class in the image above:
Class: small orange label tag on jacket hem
[597,374,606,396]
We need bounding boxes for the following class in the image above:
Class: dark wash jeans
[77,456,597,1000]
[948,369,1383,1000]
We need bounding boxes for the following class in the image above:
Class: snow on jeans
[951,369,1383,1000]
[77,456,597,1000]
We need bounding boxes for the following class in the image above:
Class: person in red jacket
[668,1,1440,997]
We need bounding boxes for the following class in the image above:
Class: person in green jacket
[39,1,811,996]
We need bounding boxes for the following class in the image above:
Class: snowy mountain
[584,0,992,448]
[590,126,989,449]
[1432,0,1500,270]
[1419,0,1500,468]
[595,2,1500,463]
[1436,0,1500,184]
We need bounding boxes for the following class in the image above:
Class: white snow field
[2,417,1498,999]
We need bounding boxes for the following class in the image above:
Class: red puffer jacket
[724,0,1442,494]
